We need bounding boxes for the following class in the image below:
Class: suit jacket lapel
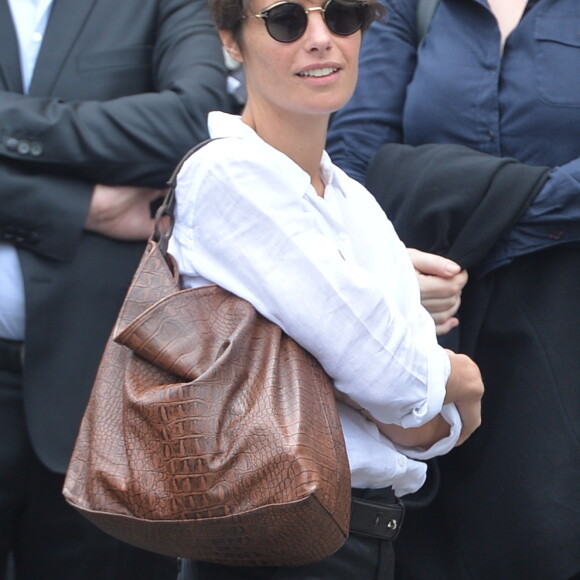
[29,0,97,96]
[0,0,24,91]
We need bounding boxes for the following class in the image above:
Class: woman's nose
[303,10,332,49]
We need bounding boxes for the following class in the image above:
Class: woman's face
[222,0,362,120]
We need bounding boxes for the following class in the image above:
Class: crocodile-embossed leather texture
[63,240,350,566]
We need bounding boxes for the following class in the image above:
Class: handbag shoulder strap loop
[153,138,216,255]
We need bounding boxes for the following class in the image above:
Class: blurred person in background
[328,0,580,578]
[0,0,230,578]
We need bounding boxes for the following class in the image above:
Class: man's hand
[85,184,167,240]
[408,248,468,335]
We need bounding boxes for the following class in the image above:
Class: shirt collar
[207,111,345,197]
[208,111,261,142]
[321,150,347,197]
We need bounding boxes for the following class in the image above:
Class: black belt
[350,489,405,541]
[0,337,24,372]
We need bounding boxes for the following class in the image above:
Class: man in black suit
[0,0,230,578]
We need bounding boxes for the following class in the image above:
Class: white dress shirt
[169,112,461,496]
[0,0,54,340]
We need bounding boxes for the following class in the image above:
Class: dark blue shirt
[327,0,580,272]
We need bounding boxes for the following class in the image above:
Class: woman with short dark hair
[171,0,483,577]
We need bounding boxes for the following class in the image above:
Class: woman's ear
[220,30,243,63]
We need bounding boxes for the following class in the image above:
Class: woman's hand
[408,248,468,335]
[444,350,484,446]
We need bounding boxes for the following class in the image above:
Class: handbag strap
[153,138,216,256]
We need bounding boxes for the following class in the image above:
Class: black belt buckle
[350,496,405,541]
[0,338,24,372]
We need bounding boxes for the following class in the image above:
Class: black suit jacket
[0,0,230,473]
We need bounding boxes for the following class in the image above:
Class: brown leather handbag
[62,142,351,567]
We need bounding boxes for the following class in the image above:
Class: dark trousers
[183,489,397,580]
[0,367,177,580]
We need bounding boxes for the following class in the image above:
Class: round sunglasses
[253,0,372,43]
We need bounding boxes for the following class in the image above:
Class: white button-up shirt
[169,112,461,496]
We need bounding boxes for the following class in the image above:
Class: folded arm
[171,140,453,432]
[0,0,229,187]
[0,0,230,258]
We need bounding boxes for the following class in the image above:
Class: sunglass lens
[266,3,308,42]
[325,0,366,36]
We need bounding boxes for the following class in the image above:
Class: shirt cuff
[400,342,450,429]
[398,403,462,460]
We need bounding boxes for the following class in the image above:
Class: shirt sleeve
[170,138,453,432]
[0,0,229,187]
[478,157,580,275]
